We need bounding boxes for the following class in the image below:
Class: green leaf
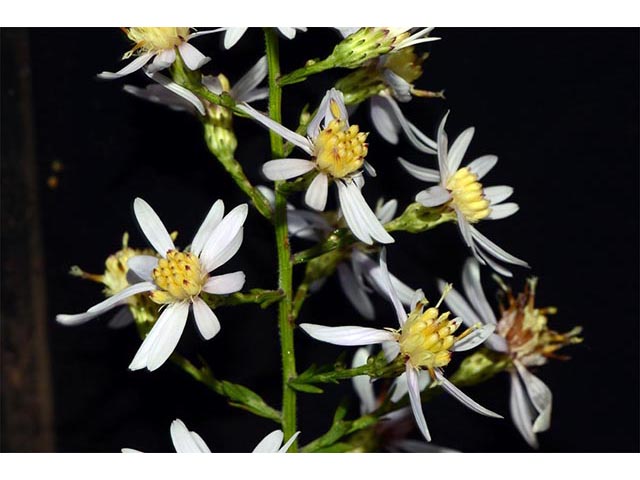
[288,382,324,394]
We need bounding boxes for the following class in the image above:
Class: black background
[1,27,638,452]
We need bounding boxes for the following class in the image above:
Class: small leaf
[289,382,324,394]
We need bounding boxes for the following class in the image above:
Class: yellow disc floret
[314,115,369,179]
[446,167,491,222]
[150,249,206,304]
[122,27,190,59]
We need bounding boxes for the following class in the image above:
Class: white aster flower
[221,27,307,49]
[123,418,299,453]
[439,257,582,448]
[399,112,528,276]
[351,347,457,452]
[239,88,394,246]
[57,198,248,372]
[124,56,268,116]
[98,27,221,80]
[300,249,501,442]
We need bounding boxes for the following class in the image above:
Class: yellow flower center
[399,306,459,371]
[150,249,206,304]
[123,27,190,58]
[314,101,369,179]
[446,167,491,222]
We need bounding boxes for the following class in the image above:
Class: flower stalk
[265,27,298,450]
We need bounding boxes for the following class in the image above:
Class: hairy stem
[265,27,298,450]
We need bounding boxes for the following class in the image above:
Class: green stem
[265,27,298,450]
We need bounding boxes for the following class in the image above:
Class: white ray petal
[452,324,495,352]
[238,87,269,104]
[407,366,431,442]
[462,257,497,324]
[263,158,316,180]
[187,28,226,41]
[278,431,300,453]
[231,56,267,102]
[202,228,243,274]
[383,69,412,102]
[393,370,432,402]
[436,111,450,180]
[485,332,510,352]
[484,185,514,205]
[97,52,154,79]
[509,371,539,448]
[127,255,159,282]
[202,271,245,295]
[107,307,135,329]
[170,419,211,453]
[363,161,377,177]
[352,347,377,414]
[436,370,503,418]
[200,204,248,273]
[474,246,514,278]
[57,308,120,326]
[470,225,529,268]
[86,281,156,314]
[178,42,210,70]
[366,264,415,308]
[305,173,329,211]
[379,248,407,327]
[370,95,400,144]
[129,301,190,371]
[456,208,474,248]
[123,83,195,113]
[338,181,395,245]
[382,340,401,362]
[191,200,225,257]
[191,297,221,340]
[416,185,451,207]
[223,28,248,49]
[203,75,224,95]
[306,91,332,139]
[487,202,519,220]
[144,70,206,116]
[467,155,498,180]
[410,288,425,311]
[390,371,410,402]
[398,157,440,182]
[338,264,375,320]
[447,126,475,173]
[238,103,313,154]
[378,94,437,153]
[146,48,176,73]
[515,362,552,433]
[375,198,398,224]
[133,198,175,256]
[252,430,283,453]
[438,280,482,328]
[277,27,297,39]
[299,323,396,346]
